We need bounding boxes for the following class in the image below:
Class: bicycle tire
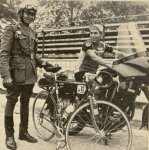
[32,90,57,141]
[66,100,132,150]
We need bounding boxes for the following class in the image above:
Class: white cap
[90,24,103,33]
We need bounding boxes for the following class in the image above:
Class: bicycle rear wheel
[66,100,132,150]
[32,90,57,141]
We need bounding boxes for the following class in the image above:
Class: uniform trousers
[5,84,34,136]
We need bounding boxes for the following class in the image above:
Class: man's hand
[42,61,54,68]
[106,64,112,68]
[116,51,128,59]
[42,62,61,72]
[3,76,13,88]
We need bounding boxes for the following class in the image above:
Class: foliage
[0,0,149,31]
[34,0,84,30]
[0,0,17,20]
[80,1,149,24]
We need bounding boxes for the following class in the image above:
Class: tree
[34,0,84,30]
[0,0,17,20]
[32,1,149,30]
[39,0,49,6]
[66,1,84,26]
[80,1,149,24]
[14,0,22,9]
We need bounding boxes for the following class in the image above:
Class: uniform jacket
[0,22,44,85]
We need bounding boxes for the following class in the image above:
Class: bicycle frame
[33,70,132,150]
[37,72,87,148]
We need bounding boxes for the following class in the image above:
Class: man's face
[90,29,102,44]
[22,11,35,25]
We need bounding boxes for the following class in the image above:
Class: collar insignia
[85,42,91,47]
[16,30,21,35]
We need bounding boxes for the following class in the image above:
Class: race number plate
[77,85,86,94]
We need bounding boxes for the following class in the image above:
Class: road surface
[0,93,148,150]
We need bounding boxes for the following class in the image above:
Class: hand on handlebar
[105,63,113,69]
[96,70,113,89]
[116,52,128,59]
[42,61,54,68]
[45,65,62,73]
[42,61,61,72]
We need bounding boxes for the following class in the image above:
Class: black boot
[19,101,37,143]
[19,131,37,143]
[5,116,17,150]
[6,135,17,150]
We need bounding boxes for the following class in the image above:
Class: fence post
[42,30,45,58]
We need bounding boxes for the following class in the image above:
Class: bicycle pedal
[56,142,61,149]
[56,141,66,149]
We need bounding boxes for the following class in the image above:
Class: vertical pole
[42,30,45,58]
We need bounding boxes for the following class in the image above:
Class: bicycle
[32,66,132,150]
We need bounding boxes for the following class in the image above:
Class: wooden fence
[37,20,149,71]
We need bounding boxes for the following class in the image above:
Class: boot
[19,130,37,143]
[19,101,37,143]
[5,116,17,150]
[6,135,17,150]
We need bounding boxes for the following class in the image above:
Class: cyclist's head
[90,24,103,43]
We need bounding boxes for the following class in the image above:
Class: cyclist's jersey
[76,39,113,74]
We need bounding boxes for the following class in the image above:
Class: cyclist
[75,24,126,82]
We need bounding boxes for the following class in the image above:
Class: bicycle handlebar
[95,70,114,89]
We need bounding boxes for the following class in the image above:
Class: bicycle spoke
[32,90,56,141]
[66,101,132,150]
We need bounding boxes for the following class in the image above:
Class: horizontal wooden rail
[38,29,149,38]
[38,42,83,47]
[37,37,89,43]
[38,32,90,38]
[37,47,81,52]
[39,26,89,33]
[38,46,149,51]
[105,20,149,28]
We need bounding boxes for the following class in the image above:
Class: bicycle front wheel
[32,90,57,141]
[66,100,132,150]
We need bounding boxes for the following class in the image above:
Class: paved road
[0,93,148,150]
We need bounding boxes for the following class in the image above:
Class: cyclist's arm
[113,49,128,58]
[86,50,111,68]
[105,43,128,58]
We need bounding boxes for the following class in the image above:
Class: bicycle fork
[89,95,106,139]
[53,74,66,149]
[55,124,66,150]
[89,95,100,131]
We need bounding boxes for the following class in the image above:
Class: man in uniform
[0,5,55,150]
[75,24,126,82]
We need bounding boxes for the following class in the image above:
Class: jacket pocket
[13,64,26,83]
[17,34,28,49]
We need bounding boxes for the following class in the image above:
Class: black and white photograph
[0,0,148,150]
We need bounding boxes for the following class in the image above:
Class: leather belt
[13,51,34,58]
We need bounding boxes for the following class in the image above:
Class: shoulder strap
[8,24,17,57]
[10,24,18,35]
[9,23,25,56]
